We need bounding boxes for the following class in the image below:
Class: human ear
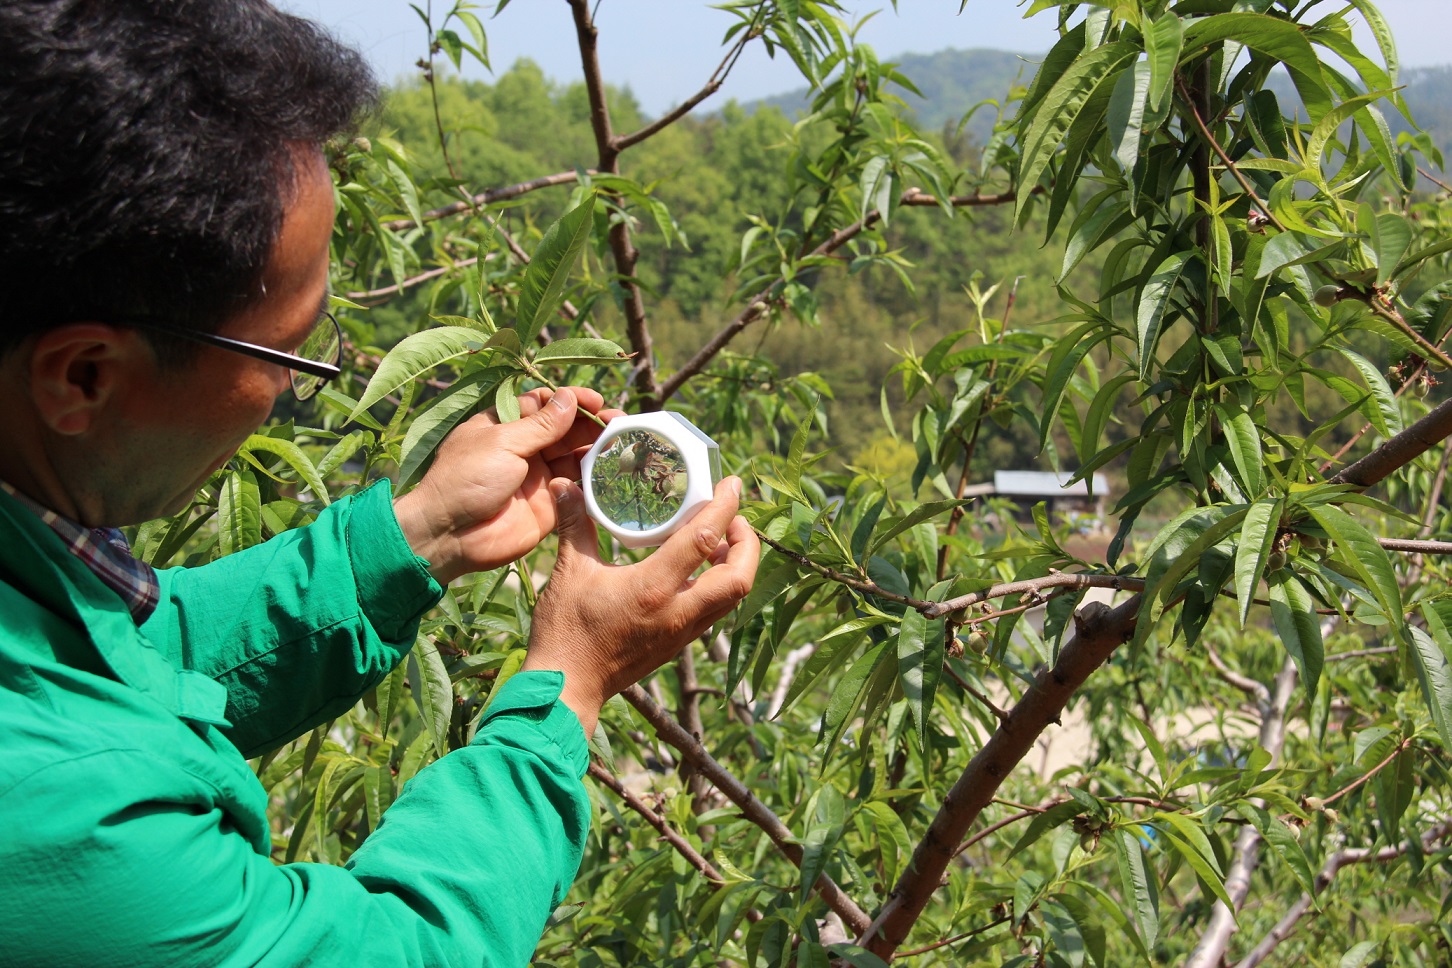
[26,324,141,436]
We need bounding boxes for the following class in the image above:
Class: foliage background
[132,1,1452,964]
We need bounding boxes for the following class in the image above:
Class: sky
[277,0,1449,117]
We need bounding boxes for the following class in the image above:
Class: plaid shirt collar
[0,480,160,624]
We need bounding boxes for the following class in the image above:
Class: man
[0,1,759,965]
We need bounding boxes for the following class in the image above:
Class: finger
[686,515,761,609]
[549,478,602,569]
[540,402,624,461]
[491,386,580,457]
[648,476,742,584]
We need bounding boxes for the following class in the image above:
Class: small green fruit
[1313,285,1341,308]
[968,630,991,654]
[1267,549,1288,572]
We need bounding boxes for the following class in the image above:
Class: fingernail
[551,388,574,411]
[727,476,742,498]
[549,480,570,502]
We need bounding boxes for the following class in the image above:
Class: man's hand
[393,386,620,584]
[523,475,760,735]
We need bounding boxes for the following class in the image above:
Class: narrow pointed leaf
[516,195,596,346]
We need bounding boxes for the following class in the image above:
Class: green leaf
[1411,606,1452,749]
[1243,805,1315,897]
[1306,90,1396,179]
[1234,499,1280,627]
[860,801,911,888]
[532,336,628,366]
[897,606,945,749]
[407,637,455,757]
[1181,13,1333,122]
[363,763,391,833]
[217,469,261,556]
[1306,504,1402,620]
[1151,812,1232,907]
[1335,347,1402,437]
[494,374,522,423]
[1136,253,1190,381]
[1340,941,1379,968]
[798,785,846,903]
[1113,827,1159,951]
[824,946,890,968]
[398,369,505,486]
[1216,405,1265,498]
[241,434,330,505]
[1267,572,1324,702]
[867,499,972,557]
[819,642,889,762]
[348,326,489,421]
[1038,319,1111,450]
[1016,42,1140,222]
[1107,60,1152,173]
[1143,12,1183,116]
[516,195,596,346]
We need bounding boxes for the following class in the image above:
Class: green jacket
[0,482,591,967]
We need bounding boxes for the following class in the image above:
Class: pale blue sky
[278,0,1447,116]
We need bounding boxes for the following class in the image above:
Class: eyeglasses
[130,312,343,401]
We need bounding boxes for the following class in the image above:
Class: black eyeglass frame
[125,312,343,400]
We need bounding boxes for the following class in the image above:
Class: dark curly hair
[0,0,376,355]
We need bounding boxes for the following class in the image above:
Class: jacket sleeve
[0,671,592,968]
[140,481,443,757]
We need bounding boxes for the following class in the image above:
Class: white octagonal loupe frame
[580,411,721,549]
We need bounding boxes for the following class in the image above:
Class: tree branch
[1377,537,1452,555]
[659,188,1025,402]
[381,169,590,232]
[587,761,731,886]
[923,573,1144,620]
[612,10,759,153]
[754,531,937,611]
[860,595,1143,958]
[1205,642,1269,703]
[621,683,872,934]
[1330,394,1452,489]
[1175,76,1284,231]
[1234,818,1452,968]
[568,0,659,405]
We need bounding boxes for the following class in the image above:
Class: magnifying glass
[579,411,721,549]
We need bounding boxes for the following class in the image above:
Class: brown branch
[1234,818,1452,968]
[1378,537,1452,554]
[1420,166,1452,194]
[1369,298,1452,370]
[659,188,1025,403]
[1320,737,1414,809]
[1175,76,1285,232]
[345,255,485,302]
[954,808,1042,856]
[860,595,1143,958]
[611,11,758,153]
[621,683,872,934]
[1205,642,1269,703]
[1329,394,1452,489]
[923,573,1144,620]
[382,169,590,232]
[897,915,1012,959]
[944,665,1009,722]
[674,642,711,814]
[754,530,936,611]
[1325,645,1397,662]
[568,0,659,405]
[587,761,728,885]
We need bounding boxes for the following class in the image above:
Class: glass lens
[592,430,688,531]
[291,313,341,400]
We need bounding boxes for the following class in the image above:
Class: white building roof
[993,470,1110,497]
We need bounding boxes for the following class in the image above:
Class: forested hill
[756,48,1452,153]
[755,47,1037,141]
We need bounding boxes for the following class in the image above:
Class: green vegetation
[141,1,1452,965]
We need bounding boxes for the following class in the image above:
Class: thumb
[498,387,577,456]
[550,478,600,568]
